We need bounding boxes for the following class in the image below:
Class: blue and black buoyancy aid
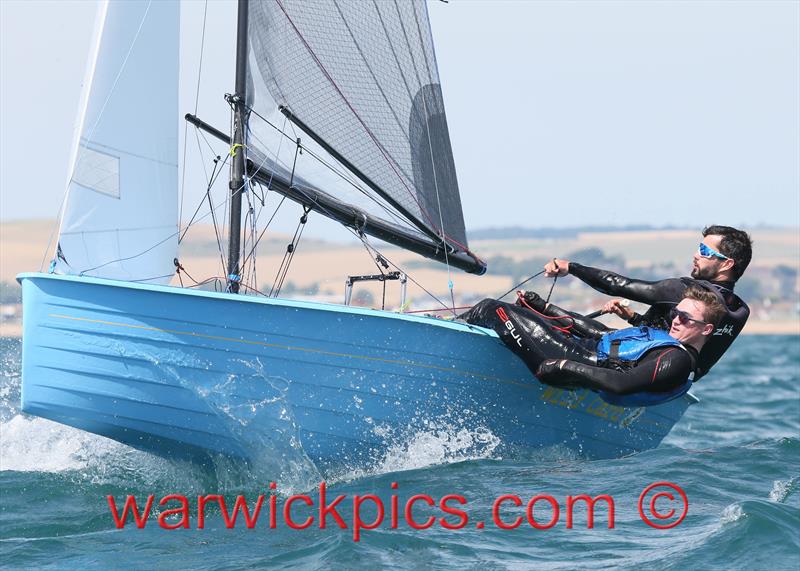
[597,326,681,364]
[595,326,696,407]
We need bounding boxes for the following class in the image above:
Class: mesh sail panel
[247,0,469,252]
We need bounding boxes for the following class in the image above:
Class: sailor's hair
[702,225,753,280]
[683,286,726,326]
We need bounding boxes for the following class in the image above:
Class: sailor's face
[669,299,710,344]
[691,234,725,280]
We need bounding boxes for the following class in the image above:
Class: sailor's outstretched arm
[536,348,693,395]
[549,260,689,305]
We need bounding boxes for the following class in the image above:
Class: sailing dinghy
[18,0,696,473]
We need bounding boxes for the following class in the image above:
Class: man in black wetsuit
[540,225,752,378]
[462,286,726,399]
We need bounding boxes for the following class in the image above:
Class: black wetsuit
[462,299,696,396]
[568,263,749,379]
[536,345,697,396]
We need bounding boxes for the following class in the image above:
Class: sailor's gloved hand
[517,290,547,312]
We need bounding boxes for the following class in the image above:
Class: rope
[270,207,310,297]
[191,130,227,274]
[174,260,201,285]
[179,153,227,242]
[545,258,560,304]
[240,193,286,272]
[516,291,575,335]
[495,270,546,300]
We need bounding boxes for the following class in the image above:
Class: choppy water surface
[1,336,798,570]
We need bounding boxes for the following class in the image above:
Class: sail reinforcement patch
[71,144,120,198]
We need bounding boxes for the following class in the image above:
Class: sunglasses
[669,308,707,326]
[698,242,729,260]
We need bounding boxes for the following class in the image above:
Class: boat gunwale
[17,272,699,407]
[17,272,495,337]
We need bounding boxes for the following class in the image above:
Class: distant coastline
[3,222,798,337]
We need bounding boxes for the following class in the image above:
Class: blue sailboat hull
[18,273,696,473]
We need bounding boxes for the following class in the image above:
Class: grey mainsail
[245,0,484,274]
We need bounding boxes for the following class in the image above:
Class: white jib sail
[54,0,179,284]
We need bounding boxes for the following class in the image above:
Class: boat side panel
[20,274,692,468]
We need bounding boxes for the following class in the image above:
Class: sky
[1,0,798,236]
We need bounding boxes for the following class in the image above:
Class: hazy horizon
[2,0,798,239]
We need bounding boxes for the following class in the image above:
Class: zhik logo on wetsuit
[496,307,523,347]
[713,324,735,336]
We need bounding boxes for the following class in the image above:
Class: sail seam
[78,139,177,168]
[80,1,153,163]
[59,224,177,236]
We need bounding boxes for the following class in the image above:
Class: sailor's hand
[602,299,634,320]
[543,258,569,278]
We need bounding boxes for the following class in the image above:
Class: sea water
[1,336,798,570]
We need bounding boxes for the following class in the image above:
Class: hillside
[1,221,798,335]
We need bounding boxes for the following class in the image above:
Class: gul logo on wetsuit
[496,307,523,347]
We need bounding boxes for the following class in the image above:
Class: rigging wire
[247,108,415,232]
[269,207,311,297]
[179,153,229,242]
[353,230,453,315]
[192,130,227,275]
[267,144,307,297]
[239,191,287,274]
[180,0,209,232]
[74,135,249,279]
[237,114,291,286]
[250,135,303,295]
